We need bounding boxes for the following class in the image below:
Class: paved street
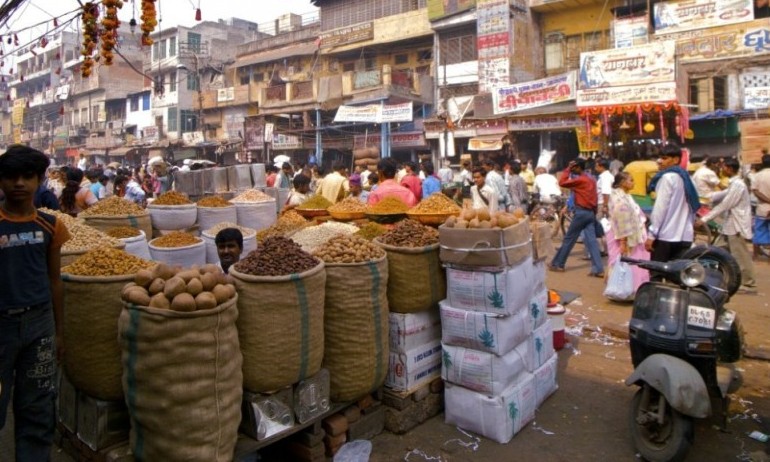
[3,242,769,461]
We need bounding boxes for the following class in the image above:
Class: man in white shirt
[692,157,722,203]
[482,159,510,209]
[697,158,755,290]
[751,153,770,258]
[596,158,614,217]
[645,145,699,262]
[533,167,562,203]
[316,163,348,203]
[471,167,498,214]
[438,160,454,185]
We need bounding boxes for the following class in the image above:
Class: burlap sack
[61,273,134,401]
[84,213,152,241]
[118,297,242,462]
[375,241,446,313]
[61,241,126,268]
[229,262,325,393]
[323,256,389,402]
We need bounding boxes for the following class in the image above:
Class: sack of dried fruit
[61,248,154,401]
[229,236,325,393]
[374,220,446,313]
[81,196,152,239]
[196,196,237,233]
[147,191,197,230]
[313,235,389,401]
[118,263,242,462]
[148,231,206,268]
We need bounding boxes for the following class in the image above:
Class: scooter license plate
[687,305,716,329]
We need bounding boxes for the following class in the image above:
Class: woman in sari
[606,172,650,295]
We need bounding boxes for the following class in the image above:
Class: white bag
[603,260,634,301]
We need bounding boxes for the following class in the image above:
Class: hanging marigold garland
[80,2,100,78]
[140,0,158,46]
[100,0,123,65]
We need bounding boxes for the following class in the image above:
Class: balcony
[342,65,434,104]
[530,0,607,13]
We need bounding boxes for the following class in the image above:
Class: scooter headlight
[680,262,705,287]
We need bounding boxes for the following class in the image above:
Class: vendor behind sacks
[215,228,243,274]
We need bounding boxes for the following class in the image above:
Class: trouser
[551,207,604,274]
[727,234,756,287]
[650,240,692,263]
[0,304,57,462]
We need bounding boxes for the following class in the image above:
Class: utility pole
[193,53,205,142]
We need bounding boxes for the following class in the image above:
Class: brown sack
[229,262,325,392]
[62,273,133,401]
[375,241,446,313]
[84,213,152,241]
[118,297,242,462]
[323,257,389,402]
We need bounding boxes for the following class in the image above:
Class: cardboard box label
[440,300,530,356]
[446,257,534,315]
[515,318,555,372]
[386,340,443,392]
[533,354,558,408]
[442,343,527,395]
[389,310,441,353]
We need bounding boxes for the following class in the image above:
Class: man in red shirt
[549,158,605,277]
[400,161,423,202]
[368,158,417,207]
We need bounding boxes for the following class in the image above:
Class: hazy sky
[2,0,319,46]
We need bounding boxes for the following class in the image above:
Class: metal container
[228,164,253,190]
[293,368,330,424]
[57,371,78,433]
[76,393,130,451]
[264,187,291,214]
[203,167,230,194]
[240,387,294,441]
[173,171,196,197]
[250,164,267,188]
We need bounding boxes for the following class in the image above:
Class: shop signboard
[477,0,511,93]
[575,126,601,152]
[508,115,581,131]
[12,99,25,125]
[744,87,770,109]
[319,22,373,48]
[353,132,427,149]
[577,81,677,106]
[243,118,264,150]
[578,42,676,90]
[493,71,576,115]
[142,126,159,143]
[427,0,476,21]
[272,133,303,150]
[333,102,413,123]
[653,0,753,36]
[613,16,649,48]
[655,19,770,63]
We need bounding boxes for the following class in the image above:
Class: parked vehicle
[622,246,744,462]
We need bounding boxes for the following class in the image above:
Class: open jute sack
[375,240,446,313]
[323,256,389,402]
[118,297,242,462]
[229,262,325,392]
[84,212,152,241]
[62,273,134,401]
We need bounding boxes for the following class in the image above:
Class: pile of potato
[443,208,525,229]
[121,263,236,312]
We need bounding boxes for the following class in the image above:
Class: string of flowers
[80,2,100,77]
[100,0,123,65]
[140,0,158,46]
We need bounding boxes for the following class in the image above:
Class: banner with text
[477,0,511,93]
[653,0,753,36]
[333,102,413,123]
[654,19,770,63]
[613,16,649,48]
[745,87,770,109]
[493,71,576,114]
[578,42,676,90]
[577,81,678,106]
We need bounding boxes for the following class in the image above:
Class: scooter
[621,246,744,462]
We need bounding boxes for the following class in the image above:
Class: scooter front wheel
[630,386,694,462]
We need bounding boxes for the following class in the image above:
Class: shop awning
[468,135,505,151]
[506,101,577,118]
[108,147,135,157]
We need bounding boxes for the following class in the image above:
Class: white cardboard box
[386,339,442,393]
[529,287,548,331]
[532,259,547,294]
[442,343,527,396]
[514,318,555,372]
[533,354,559,408]
[446,256,534,315]
[389,310,441,353]
[444,373,537,444]
[440,300,530,356]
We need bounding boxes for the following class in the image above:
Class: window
[180,109,197,133]
[159,39,167,59]
[187,73,200,91]
[417,49,432,62]
[342,62,355,72]
[187,32,201,53]
[92,105,99,122]
[153,42,159,61]
[544,35,564,71]
[167,107,178,132]
[395,54,409,65]
[142,93,150,110]
[169,70,177,92]
[253,71,264,82]
[169,37,177,56]
[239,68,250,85]
[440,31,477,65]
[319,0,427,30]
[130,95,139,112]
[689,76,727,112]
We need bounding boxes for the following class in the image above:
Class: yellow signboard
[575,126,601,152]
[12,99,25,126]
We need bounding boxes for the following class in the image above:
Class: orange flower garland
[140,0,158,46]
[100,0,123,65]
[80,2,99,78]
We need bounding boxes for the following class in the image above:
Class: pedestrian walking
[751,153,770,259]
[606,172,650,293]
[549,158,604,277]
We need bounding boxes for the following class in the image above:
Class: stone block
[384,391,443,434]
[347,404,385,441]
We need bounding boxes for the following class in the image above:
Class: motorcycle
[621,246,744,462]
